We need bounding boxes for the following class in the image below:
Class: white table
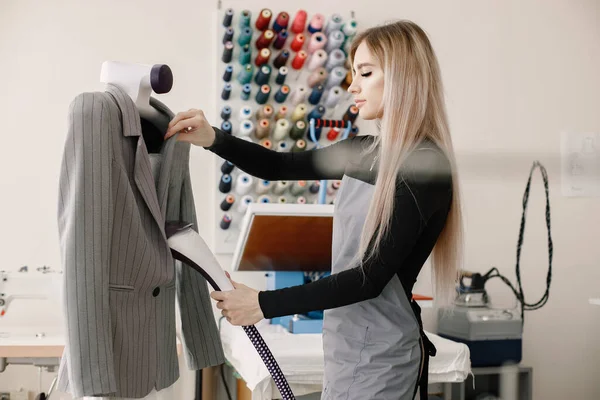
[218,319,472,400]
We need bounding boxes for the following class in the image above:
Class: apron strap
[410,299,437,400]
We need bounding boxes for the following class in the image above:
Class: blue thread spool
[254,65,271,86]
[222,8,233,27]
[240,106,252,120]
[237,64,253,85]
[219,174,232,193]
[274,85,290,103]
[307,105,325,142]
[221,105,232,120]
[239,10,251,28]
[241,84,252,100]
[222,64,233,82]
[222,26,234,44]
[221,41,233,63]
[276,66,288,85]
[255,84,271,105]
[238,26,253,46]
[221,83,232,100]
[221,160,235,174]
[239,44,251,65]
[308,84,324,105]
[221,120,232,134]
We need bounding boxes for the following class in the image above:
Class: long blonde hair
[349,20,463,305]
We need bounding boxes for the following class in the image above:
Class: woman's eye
[361,72,372,77]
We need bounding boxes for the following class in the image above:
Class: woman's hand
[165,108,216,147]
[210,272,265,326]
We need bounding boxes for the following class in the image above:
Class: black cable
[485,161,553,326]
[217,316,234,400]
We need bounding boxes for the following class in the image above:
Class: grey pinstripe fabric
[56,84,225,398]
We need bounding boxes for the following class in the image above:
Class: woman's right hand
[165,108,216,147]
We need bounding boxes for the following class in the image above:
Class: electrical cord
[485,161,553,325]
[218,316,233,400]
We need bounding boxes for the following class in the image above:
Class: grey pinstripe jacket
[56,84,224,398]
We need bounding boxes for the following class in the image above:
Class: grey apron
[321,175,429,400]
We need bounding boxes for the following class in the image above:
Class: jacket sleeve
[57,92,117,397]
[176,146,226,369]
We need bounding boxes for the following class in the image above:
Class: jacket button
[152,287,160,297]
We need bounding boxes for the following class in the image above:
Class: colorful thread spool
[256,180,272,195]
[327,127,341,141]
[308,14,325,33]
[291,10,307,34]
[273,181,289,195]
[309,181,320,194]
[290,86,308,105]
[275,105,288,120]
[276,141,288,152]
[238,26,253,46]
[325,66,347,88]
[343,105,359,124]
[239,44,251,65]
[237,64,254,85]
[296,196,307,204]
[221,83,232,100]
[255,64,271,85]
[239,120,254,136]
[220,214,232,230]
[326,30,345,53]
[290,180,307,195]
[290,120,307,140]
[291,50,307,70]
[237,195,254,213]
[255,48,271,66]
[341,69,352,91]
[260,138,272,149]
[222,8,234,27]
[307,105,325,121]
[256,29,275,49]
[239,10,251,28]
[308,84,324,105]
[308,32,327,54]
[222,41,233,63]
[349,125,359,137]
[272,119,290,141]
[255,8,272,31]
[342,19,358,41]
[276,66,288,85]
[325,14,343,34]
[241,83,252,100]
[273,50,290,69]
[277,196,287,204]
[240,106,252,120]
[255,119,270,139]
[220,120,232,134]
[223,27,234,44]
[219,174,232,193]
[221,160,234,174]
[274,85,290,103]
[326,49,346,71]
[274,29,289,50]
[236,174,253,196]
[307,49,327,71]
[308,67,328,88]
[291,103,307,122]
[220,195,235,211]
[272,12,289,33]
[290,34,305,52]
[222,64,233,82]
[256,105,274,120]
[258,195,271,204]
[292,139,307,152]
[324,86,343,108]
[221,105,232,120]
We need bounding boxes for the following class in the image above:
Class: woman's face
[348,42,385,120]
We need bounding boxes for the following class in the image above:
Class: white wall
[1,0,599,399]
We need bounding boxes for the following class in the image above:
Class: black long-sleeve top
[206,128,453,319]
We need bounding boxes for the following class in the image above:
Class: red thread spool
[255,8,272,31]
[260,139,272,149]
[327,128,340,141]
[274,11,289,30]
[256,29,275,49]
[291,51,307,70]
[290,34,305,52]
[255,48,271,66]
[291,10,307,33]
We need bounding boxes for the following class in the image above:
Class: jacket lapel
[105,84,166,239]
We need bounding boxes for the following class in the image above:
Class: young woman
[166,19,463,400]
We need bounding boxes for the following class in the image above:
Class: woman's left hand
[210,272,264,326]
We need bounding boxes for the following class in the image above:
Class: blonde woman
[167,20,462,400]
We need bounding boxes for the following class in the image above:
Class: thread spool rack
[213,4,360,253]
